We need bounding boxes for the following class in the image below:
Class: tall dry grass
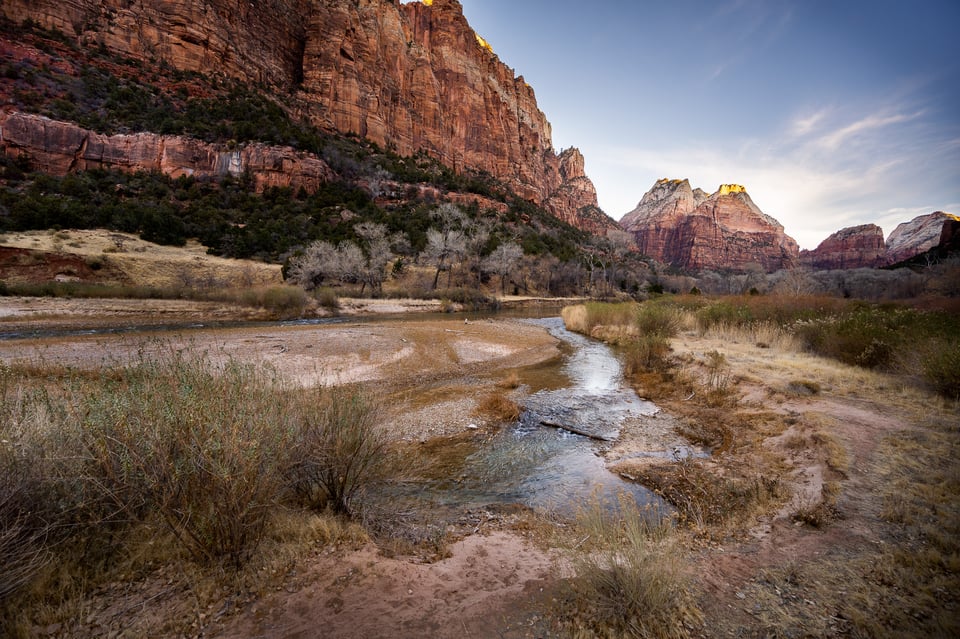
[559,496,702,638]
[561,301,640,335]
[0,352,392,631]
[79,353,299,565]
[0,281,309,318]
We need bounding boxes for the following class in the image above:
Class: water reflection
[392,317,670,517]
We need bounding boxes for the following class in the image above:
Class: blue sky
[455,0,960,249]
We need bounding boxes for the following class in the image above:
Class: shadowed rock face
[0,0,614,232]
[800,224,887,270]
[620,178,799,272]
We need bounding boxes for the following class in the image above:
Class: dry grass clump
[786,379,821,396]
[561,303,590,334]
[811,430,849,476]
[476,390,522,422]
[0,354,394,635]
[313,286,340,312]
[228,284,309,318]
[0,373,53,604]
[634,301,682,338]
[497,370,521,389]
[701,319,801,351]
[630,460,785,533]
[561,302,641,335]
[622,334,672,376]
[557,496,703,638]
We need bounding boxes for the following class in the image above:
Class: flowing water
[5,309,677,516]
[393,317,671,516]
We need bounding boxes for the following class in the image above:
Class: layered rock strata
[620,178,799,272]
[799,224,887,270]
[0,111,335,193]
[0,0,612,232]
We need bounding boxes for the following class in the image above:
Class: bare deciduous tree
[482,241,523,294]
[287,241,363,290]
[354,222,397,294]
[423,204,469,289]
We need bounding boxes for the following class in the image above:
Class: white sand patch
[451,339,513,364]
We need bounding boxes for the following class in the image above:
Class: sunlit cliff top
[475,33,493,53]
[718,184,746,195]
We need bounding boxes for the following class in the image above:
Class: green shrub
[794,306,909,369]
[695,301,753,334]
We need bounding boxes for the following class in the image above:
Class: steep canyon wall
[0,0,610,230]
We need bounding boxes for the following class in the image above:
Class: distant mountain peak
[620,178,798,272]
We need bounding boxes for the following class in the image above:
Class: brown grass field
[1,237,958,637]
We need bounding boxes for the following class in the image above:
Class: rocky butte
[0,0,616,234]
[799,224,887,270]
[620,178,799,272]
[884,211,960,265]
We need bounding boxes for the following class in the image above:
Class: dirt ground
[2,297,957,637]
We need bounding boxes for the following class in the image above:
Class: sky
[455,0,960,249]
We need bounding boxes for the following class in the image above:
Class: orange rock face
[0,112,335,192]
[621,178,799,272]
[1,0,608,231]
[799,224,887,270]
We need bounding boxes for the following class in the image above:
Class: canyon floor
[1,297,957,638]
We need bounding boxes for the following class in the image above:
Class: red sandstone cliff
[799,224,887,270]
[0,0,611,232]
[0,111,335,193]
[620,179,799,272]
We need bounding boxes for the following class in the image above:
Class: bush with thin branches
[79,353,300,566]
[286,386,388,516]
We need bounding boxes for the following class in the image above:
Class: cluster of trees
[287,203,526,295]
[651,260,960,301]
[5,18,956,304]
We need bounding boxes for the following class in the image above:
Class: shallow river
[394,317,669,516]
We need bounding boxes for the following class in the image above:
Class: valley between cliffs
[2,298,954,638]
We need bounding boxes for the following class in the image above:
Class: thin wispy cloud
[703,0,793,80]
[789,108,831,137]
[591,98,958,250]
[813,110,925,150]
